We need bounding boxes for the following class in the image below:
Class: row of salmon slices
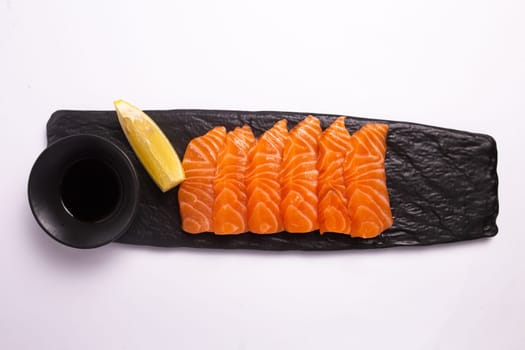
[178,116,393,238]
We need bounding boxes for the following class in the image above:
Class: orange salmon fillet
[212,125,256,234]
[343,123,393,238]
[180,117,393,238]
[318,117,352,234]
[281,116,322,233]
[246,119,288,234]
[178,126,226,233]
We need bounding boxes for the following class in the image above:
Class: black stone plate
[47,110,499,250]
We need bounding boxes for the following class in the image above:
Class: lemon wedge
[114,99,185,192]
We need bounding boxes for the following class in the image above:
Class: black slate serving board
[47,110,498,250]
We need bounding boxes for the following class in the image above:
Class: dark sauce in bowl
[60,158,121,222]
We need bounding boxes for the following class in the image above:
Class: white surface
[1,0,524,349]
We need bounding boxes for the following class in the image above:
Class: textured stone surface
[47,110,499,250]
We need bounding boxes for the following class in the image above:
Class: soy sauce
[60,158,121,222]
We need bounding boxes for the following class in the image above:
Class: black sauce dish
[28,134,139,249]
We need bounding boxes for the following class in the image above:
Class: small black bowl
[28,134,139,249]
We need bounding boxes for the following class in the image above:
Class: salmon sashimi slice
[318,117,352,234]
[281,116,322,233]
[343,123,393,238]
[179,126,226,233]
[213,125,256,234]
[246,119,288,234]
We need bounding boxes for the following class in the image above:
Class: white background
[1,1,524,349]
